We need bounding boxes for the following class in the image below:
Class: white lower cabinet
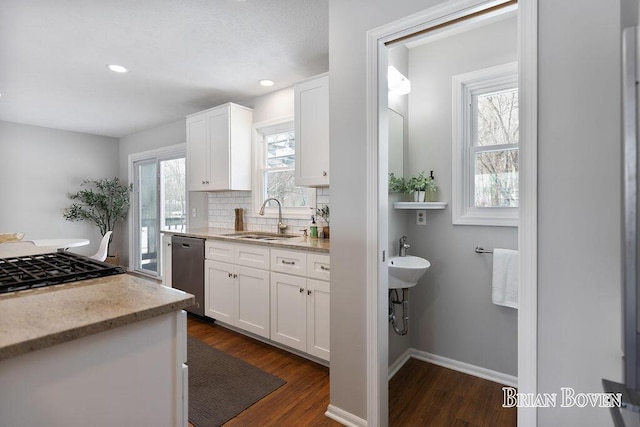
[205,241,271,339]
[205,240,330,361]
[270,274,331,361]
[306,278,331,361]
[205,260,270,338]
[270,250,331,362]
[270,272,307,351]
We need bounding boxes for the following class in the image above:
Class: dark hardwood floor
[389,358,517,426]
[187,316,516,426]
[187,315,340,427]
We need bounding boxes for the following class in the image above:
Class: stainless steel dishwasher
[171,235,205,316]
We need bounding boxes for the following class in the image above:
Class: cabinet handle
[228,272,232,278]
[234,273,237,279]
[307,290,312,295]
[322,171,327,177]
[202,180,205,185]
[282,260,295,265]
[206,180,210,184]
[320,265,330,271]
[299,287,304,293]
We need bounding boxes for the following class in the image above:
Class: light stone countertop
[0,274,194,361]
[162,227,330,254]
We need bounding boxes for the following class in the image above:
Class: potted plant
[406,171,437,202]
[388,173,408,194]
[63,178,131,264]
[316,205,330,239]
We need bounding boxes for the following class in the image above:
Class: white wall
[0,121,119,256]
[406,17,518,376]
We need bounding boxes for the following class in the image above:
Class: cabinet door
[295,74,330,187]
[186,113,209,191]
[206,107,231,190]
[235,265,271,338]
[271,249,307,276]
[270,272,307,351]
[234,243,270,270]
[204,260,234,323]
[306,253,330,281]
[307,279,330,361]
[205,240,235,263]
[162,234,172,287]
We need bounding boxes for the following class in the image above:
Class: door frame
[128,143,187,276]
[365,0,537,425]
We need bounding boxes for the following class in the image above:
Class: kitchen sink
[222,232,298,240]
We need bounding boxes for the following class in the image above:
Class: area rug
[187,336,286,427]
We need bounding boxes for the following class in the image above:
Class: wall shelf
[393,201,448,210]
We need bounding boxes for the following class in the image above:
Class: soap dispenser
[309,216,318,238]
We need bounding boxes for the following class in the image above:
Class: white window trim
[452,61,518,227]
[252,117,316,220]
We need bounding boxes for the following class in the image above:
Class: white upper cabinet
[295,73,329,187]
[186,103,253,191]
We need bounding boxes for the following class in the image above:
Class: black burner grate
[0,252,125,294]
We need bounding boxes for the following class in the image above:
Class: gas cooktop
[0,252,125,294]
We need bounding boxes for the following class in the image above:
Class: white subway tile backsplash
[206,188,330,233]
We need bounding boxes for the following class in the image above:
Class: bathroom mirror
[389,109,404,177]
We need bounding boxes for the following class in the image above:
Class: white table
[31,239,90,250]
[0,239,90,258]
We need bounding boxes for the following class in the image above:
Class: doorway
[130,145,186,277]
[365,0,537,425]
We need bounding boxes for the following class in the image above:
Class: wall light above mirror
[388,66,411,96]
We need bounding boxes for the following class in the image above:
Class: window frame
[452,62,519,227]
[252,117,316,219]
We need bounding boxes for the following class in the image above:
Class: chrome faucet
[259,197,287,234]
[399,236,410,257]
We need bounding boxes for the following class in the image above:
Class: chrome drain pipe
[389,288,409,335]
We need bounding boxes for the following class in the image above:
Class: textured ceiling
[0,0,329,138]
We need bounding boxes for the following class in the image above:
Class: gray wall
[537,0,623,425]
[0,121,119,256]
[406,17,518,376]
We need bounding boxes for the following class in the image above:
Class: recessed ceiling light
[259,79,274,87]
[107,64,129,73]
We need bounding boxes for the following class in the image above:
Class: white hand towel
[492,248,519,309]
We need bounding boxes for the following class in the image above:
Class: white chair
[90,231,112,262]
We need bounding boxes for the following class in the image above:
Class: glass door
[133,156,186,276]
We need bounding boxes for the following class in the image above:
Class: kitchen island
[0,274,194,427]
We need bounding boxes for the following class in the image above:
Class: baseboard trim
[325,404,368,427]
[388,348,518,388]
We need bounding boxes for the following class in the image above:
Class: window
[253,119,315,218]
[452,62,518,226]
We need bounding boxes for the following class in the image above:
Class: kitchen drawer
[271,249,307,276]
[234,244,270,270]
[205,240,234,262]
[307,254,330,281]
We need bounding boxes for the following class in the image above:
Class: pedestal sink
[388,255,431,289]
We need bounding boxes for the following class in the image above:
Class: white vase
[413,191,425,202]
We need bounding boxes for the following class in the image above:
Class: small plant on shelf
[316,205,330,238]
[406,171,436,193]
[388,173,408,193]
